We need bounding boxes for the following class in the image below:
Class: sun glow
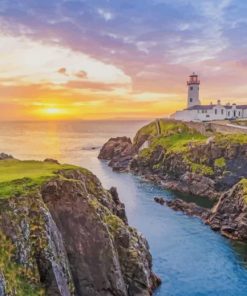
[44,108,62,115]
[36,107,71,119]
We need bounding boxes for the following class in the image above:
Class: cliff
[206,179,247,240]
[0,159,160,296]
[99,119,247,199]
[99,119,247,241]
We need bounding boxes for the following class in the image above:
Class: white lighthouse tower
[187,73,201,108]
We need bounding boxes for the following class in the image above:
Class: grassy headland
[0,159,78,198]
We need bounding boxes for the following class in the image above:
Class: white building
[171,73,247,122]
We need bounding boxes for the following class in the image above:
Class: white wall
[171,105,247,122]
[187,84,200,108]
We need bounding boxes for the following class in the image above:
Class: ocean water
[1,120,247,296]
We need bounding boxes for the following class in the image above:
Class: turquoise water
[0,121,247,295]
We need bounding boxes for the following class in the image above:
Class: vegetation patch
[0,231,44,296]
[214,133,247,146]
[184,156,214,176]
[240,179,247,204]
[135,119,206,155]
[139,148,152,159]
[0,159,78,199]
[150,131,206,154]
[190,162,214,176]
[103,214,124,235]
[214,157,226,169]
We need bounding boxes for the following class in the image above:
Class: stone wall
[184,121,247,136]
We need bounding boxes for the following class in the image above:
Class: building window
[228,111,230,117]
[190,98,193,102]
[215,109,217,115]
[239,111,241,116]
[221,109,224,115]
[190,86,193,90]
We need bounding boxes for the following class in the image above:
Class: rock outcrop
[0,164,160,295]
[99,119,247,241]
[154,197,210,220]
[206,180,247,240]
[155,179,247,241]
[98,137,135,172]
[99,120,247,199]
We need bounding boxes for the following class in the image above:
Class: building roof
[187,104,247,111]
[187,105,214,110]
[236,105,247,109]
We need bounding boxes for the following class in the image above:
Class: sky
[0,0,247,120]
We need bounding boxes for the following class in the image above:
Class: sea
[0,120,247,296]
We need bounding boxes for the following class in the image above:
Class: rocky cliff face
[154,179,247,241]
[99,120,247,199]
[206,180,247,240]
[98,137,135,172]
[0,162,160,295]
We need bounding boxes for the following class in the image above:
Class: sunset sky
[0,0,247,120]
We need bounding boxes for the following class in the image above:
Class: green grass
[0,231,44,295]
[133,119,190,144]
[215,133,247,146]
[0,159,78,198]
[150,132,206,154]
[190,162,214,176]
[214,157,226,168]
[135,119,206,155]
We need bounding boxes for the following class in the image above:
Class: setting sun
[35,106,71,119]
[44,108,62,115]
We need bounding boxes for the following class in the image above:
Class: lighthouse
[187,73,201,108]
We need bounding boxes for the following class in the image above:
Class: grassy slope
[137,119,207,155]
[136,119,247,177]
[0,159,79,198]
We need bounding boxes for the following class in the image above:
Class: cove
[1,121,247,296]
[94,161,247,296]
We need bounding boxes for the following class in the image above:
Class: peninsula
[99,119,247,241]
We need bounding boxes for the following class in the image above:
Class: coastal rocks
[98,137,134,171]
[0,153,13,160]
[205,180,247,240]
[176,172,219,199]
[99,120,247,200]
[155,179,247,241]
[154,197,210,220]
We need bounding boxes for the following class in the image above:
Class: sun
[35,106,70,119]
[44,108,62,115]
